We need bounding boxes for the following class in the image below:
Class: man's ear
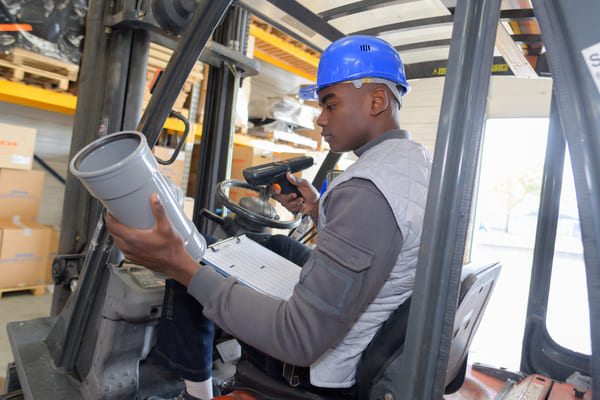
[369,87,389,116]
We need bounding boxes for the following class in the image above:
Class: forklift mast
[6,1,258,399]
[51,0,259,316]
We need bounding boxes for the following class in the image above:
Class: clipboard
[202,234,301,300]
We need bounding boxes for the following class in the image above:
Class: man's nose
[316,111,326,127]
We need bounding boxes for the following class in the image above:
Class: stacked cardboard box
[0,123,52,291]
[0,219,51,288]
[0,123,37,170]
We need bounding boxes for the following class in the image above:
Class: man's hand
[105,193,201,286]
[270,173,320,219]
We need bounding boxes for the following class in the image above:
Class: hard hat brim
[299,84,319,101]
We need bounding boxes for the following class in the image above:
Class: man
[106,35,432,399]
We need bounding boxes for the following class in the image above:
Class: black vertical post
[523,89,564,342]
[392,1,501,398]
[311,151,342,192]
[103,29,133,134]
[123,29,150,130]
[52,0,110,316]
[192,6,250,234]
[520,87,589,378]
[47,19,152,371]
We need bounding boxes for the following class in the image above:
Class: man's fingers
[108,224,137,261]
[271,178,311,213]
[149,193,170,229]
[273,192,297,203]
[105,212,127,238]
[281,197,303,212]
[286,172,302,187]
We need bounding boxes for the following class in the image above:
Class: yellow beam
[254,49,316,82]
[249,24,320,68]
[0,78,192,133]
[165,122,202,142]
[194,123,202,141]
[0,79,247,146]
[163,117,186,132]
[0,79,77,114]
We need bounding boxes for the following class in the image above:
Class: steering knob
[239,197,278,219]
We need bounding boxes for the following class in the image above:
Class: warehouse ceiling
[238,0,545,80]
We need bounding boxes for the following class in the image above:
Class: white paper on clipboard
[202,234,301,300]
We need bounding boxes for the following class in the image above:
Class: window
[469,118,548,371]
[546,151,591,355]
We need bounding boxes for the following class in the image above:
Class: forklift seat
[229,261,501,400]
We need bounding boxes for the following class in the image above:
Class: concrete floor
[0,286,53,381]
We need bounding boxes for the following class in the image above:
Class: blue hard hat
[299,35,410,101]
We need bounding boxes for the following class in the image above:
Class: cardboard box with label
[229,144,272,203]
[231,144,271,181]
[153,145,186,187]
[0,123,37,170]
[0,219,51,289]
[0,169,45,221]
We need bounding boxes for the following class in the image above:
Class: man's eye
[326,104,335,111]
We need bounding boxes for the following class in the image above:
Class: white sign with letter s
[582,42,600,95]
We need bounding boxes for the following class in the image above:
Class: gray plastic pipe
[70,131,206,262]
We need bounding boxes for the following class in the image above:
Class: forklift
[2,0,600,399]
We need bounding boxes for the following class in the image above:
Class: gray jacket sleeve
[188,178,403,366]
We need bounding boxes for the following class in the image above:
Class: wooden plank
[0,284,45,299]
[495,22,537,78]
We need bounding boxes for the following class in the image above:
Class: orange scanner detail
[0,23,33,31]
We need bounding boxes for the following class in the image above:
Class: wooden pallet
[0,284,45,299]
[148,42,203,83]
[0,47,78,91]
[143,75,192,114]
[0,43,203,114]
[144,43,204,115]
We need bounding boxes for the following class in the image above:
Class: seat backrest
[355,261,501,399]
[444,261,501,391]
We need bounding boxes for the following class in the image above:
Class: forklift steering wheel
[216,179,302,230]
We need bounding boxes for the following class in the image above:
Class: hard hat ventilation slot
[360,44,371,52]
